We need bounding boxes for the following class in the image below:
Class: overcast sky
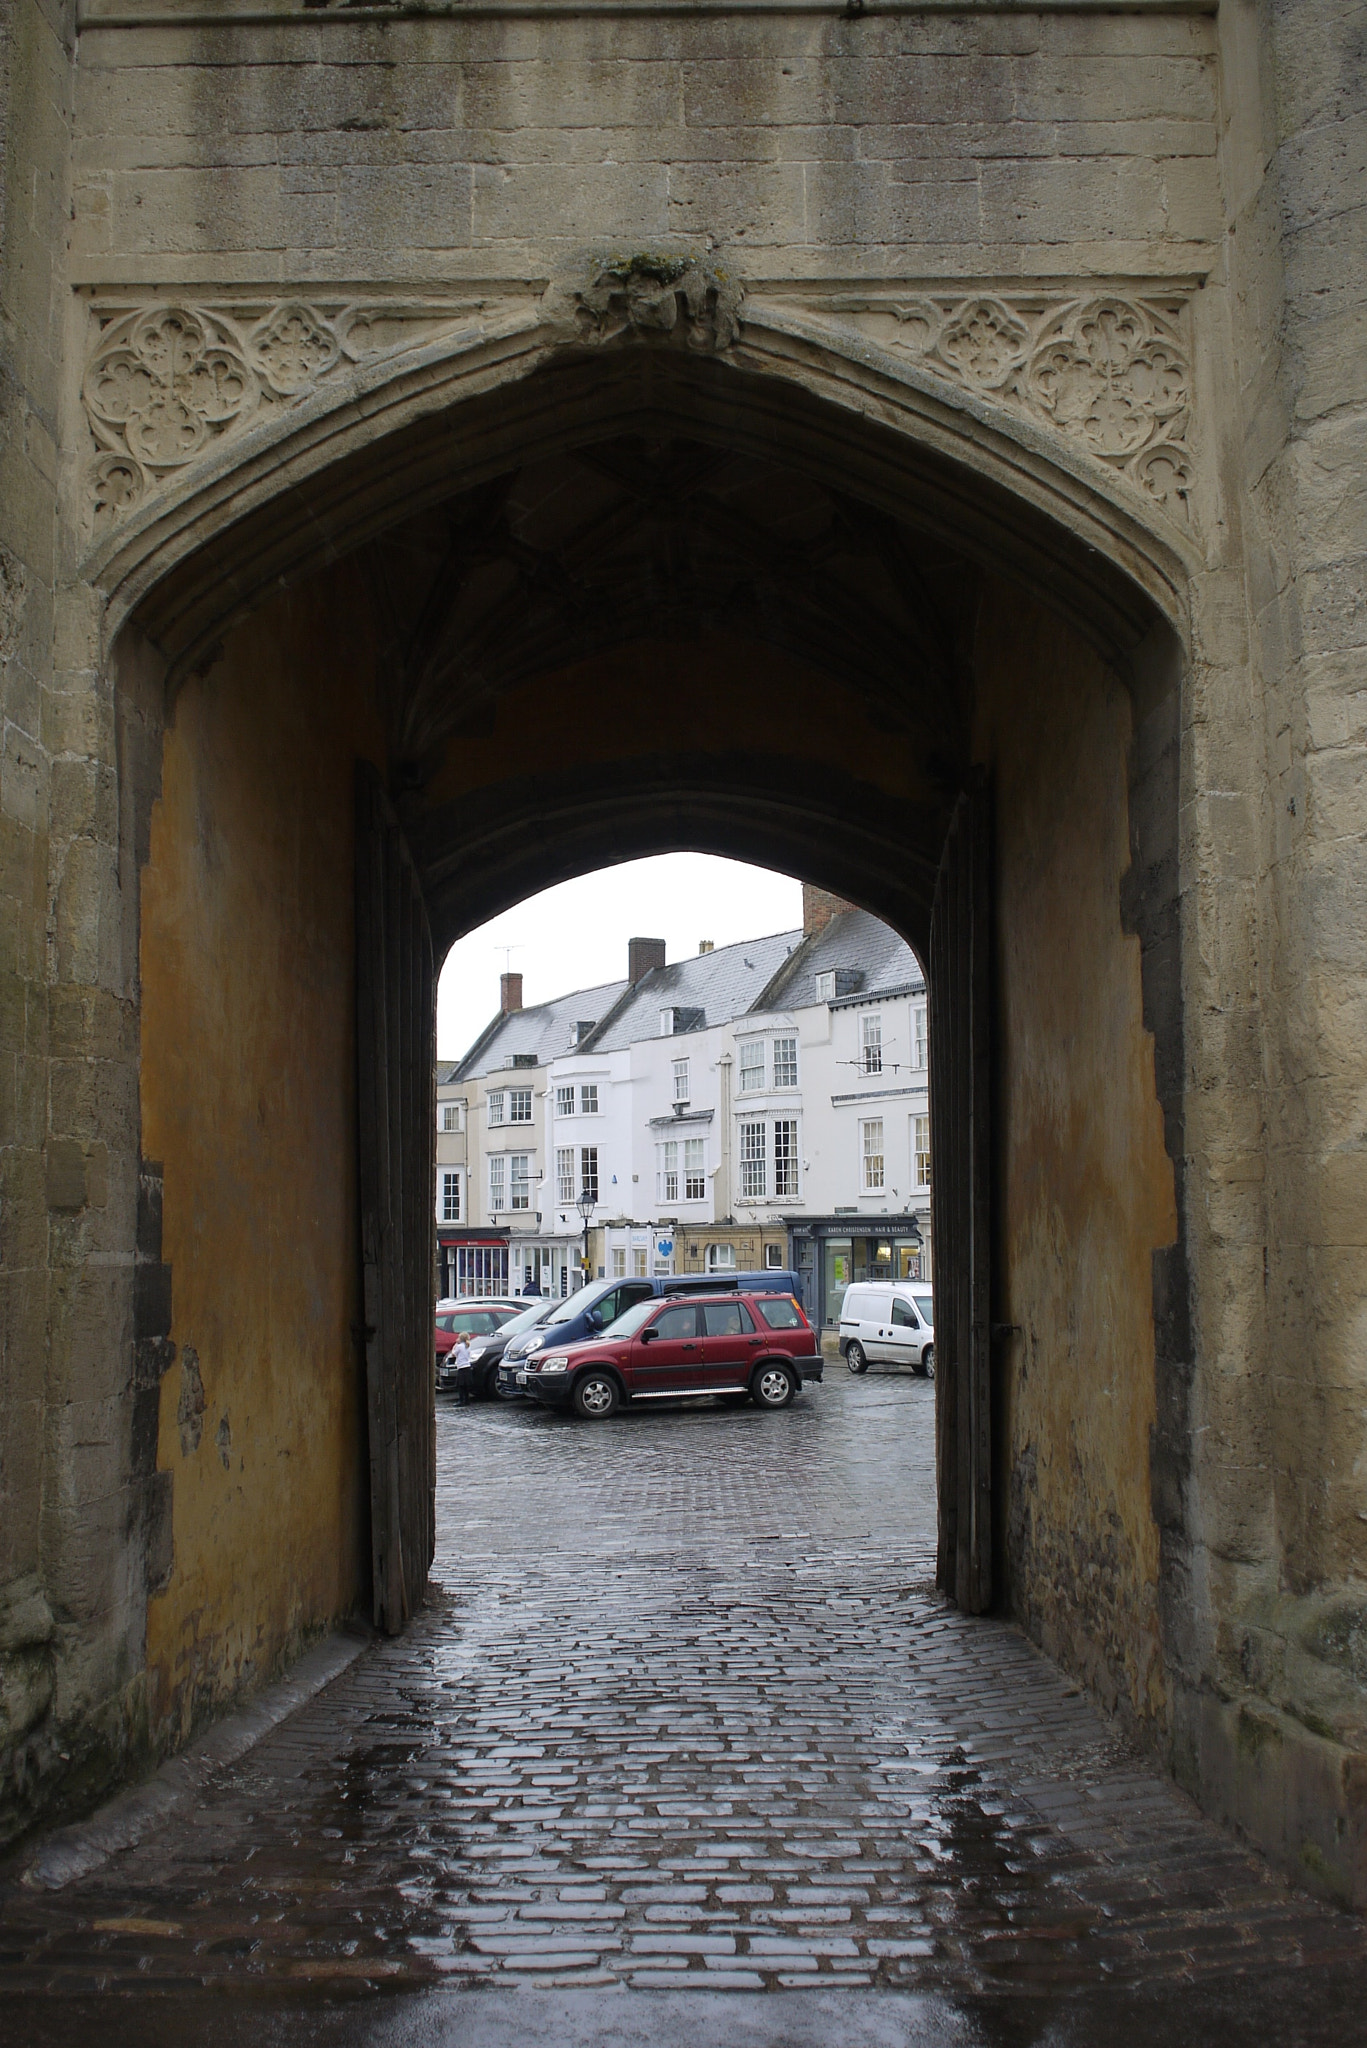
[437,854,805,1063]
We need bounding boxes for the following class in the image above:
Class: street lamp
[576,1186,596,1289]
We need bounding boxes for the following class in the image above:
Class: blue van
[496,1268,805,1397]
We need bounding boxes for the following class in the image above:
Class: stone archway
[111,329,1188,1772]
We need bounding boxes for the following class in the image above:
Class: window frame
[861,1014,883,1076]
[683,1136,706,1202]
[488,1089,506,1125]
[740,1119,768,1199]
[773,1116,799,1198]
[579,1146,599,1204]
[509,1152,532,1211]
[738,1039,765,1094]
[441,1170,461,1222]
[861,1117,885,1192]
[555,1083,574,1118]
[580,1082,599,1116]
[772,1036,798,1089]
[489,1154,507,1208]
[672,1057,690,1103]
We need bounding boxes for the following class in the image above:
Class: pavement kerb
[17,1628,372,1892]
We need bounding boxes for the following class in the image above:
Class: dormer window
[815,971,836,1002]
[659,1008,674,1036]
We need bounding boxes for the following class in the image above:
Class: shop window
[633,1247,648,1278]
[765,1242,784,1268]
[706,1242,737,1272]
[612,1246,626,1278]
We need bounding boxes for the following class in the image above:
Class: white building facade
[438,897,930,1324]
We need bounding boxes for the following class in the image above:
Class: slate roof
[587,929,803,1052]
[453,975,630,1080]
[751,906,923,1013]
[449,910,922,1072]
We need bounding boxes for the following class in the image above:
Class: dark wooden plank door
[928,769,993,1614]
[355,763,436,1634]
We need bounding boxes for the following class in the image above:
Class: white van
[839,1281,935,1378]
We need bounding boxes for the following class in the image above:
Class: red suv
[517,1291,822,1419]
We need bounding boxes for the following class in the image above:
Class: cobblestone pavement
[3,1373,1366,2045]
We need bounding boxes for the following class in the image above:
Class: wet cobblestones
[2,1374,1364,2021]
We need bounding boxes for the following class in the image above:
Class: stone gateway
[0,0,1364,1913]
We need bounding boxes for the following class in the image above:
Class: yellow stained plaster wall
[140,574,384,1750]
[977,582,1178,1731]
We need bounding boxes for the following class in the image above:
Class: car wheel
[752,1363,796,1409]
[846,1341,869,1375]
[573,1372,619,1420]
[920,1344,935,1380]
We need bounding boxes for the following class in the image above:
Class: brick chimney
[802,884,856,938]
[628,937,666,985]
[499,971,523,1013]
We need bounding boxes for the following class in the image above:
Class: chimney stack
[628,937,666,985]
[698,939,714,955]
[802,883,856,938]
[500,971,523,1013]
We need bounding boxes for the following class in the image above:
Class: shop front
[787,1215,933,1329]
[437,1229,511,1301]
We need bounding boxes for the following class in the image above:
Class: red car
[435,1299,522,1389]
[517,1291,822,1419]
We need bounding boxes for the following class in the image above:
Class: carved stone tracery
[831,288,1193,524]
[79,279,1194,539]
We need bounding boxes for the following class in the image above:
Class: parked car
[462,1295,564,1400]
[838,1282,935,1377]
[517,1291,822,1418]
[496,1269,807,1397]
[435,1298,522,1394]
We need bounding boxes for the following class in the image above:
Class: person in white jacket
[451,1334,473,1405]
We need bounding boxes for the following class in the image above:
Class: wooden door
[354,764,437,1634]
[928,770,993,1614]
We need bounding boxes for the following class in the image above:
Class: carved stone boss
[80,284,1193,536]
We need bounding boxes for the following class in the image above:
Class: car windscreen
[913,1293,934,1323]
[500,1298,559,1338]
[545,1283,612,1325]
[601,1299,658,1339]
